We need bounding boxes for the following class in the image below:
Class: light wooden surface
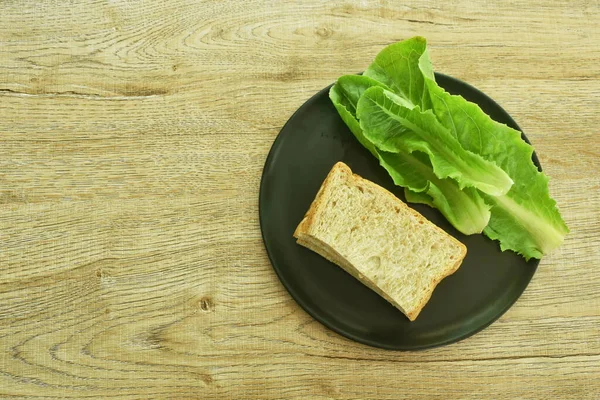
[1,1,598,398]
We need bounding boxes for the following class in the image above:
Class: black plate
[259,73,540,350]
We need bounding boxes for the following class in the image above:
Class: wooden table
[1,1,598,398]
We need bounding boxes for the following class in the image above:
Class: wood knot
[202,373,213,384]
[95,268,115,285]
[316,26,333,39]
[199,297,214,312]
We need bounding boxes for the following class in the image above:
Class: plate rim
[258,72,540,350]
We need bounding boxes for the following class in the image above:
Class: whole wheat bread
[294,162,467,321]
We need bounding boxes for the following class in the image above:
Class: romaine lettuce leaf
[357,86,513,196]
[330,80,491,234]
[360,36,568,259]
[329,76,389,156]
[362,37,434,110]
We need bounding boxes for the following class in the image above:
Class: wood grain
[1,0,598,398]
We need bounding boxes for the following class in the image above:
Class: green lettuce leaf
[363,36,434,110]
[329,75,389,156]
[357,86,514,196]
[330,79,491,234]
[361,36,569,259]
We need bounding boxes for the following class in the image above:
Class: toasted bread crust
[293,162,351,239]
[408,248,466,320]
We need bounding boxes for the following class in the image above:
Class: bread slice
[294,162,467,321]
